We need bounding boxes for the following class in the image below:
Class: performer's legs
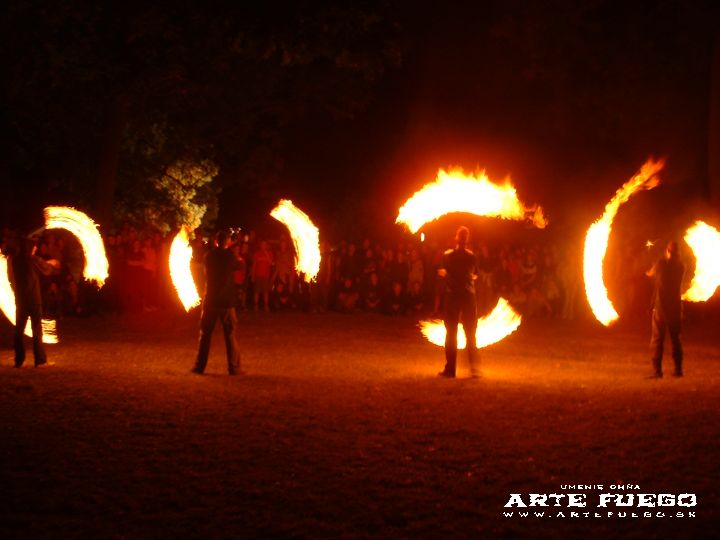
[13,305,28,368]
[221,308,241,374]
[193,307,218,373]
[668,318,683,376]
[28,305,47,366]
[650,310,665,377]
[442,296,460,377]
[461,294,479,377]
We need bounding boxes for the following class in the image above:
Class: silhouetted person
[192,230,242,375]
[7,236,58,368]
[438,226,479,378]
[646,240,684,378]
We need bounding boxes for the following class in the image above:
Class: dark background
[2,0,718,240]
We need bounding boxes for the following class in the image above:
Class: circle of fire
[583,159,664,326]
[682,220,720,302]
[397,167,546,349]
[270,199,321,282]
[169,226,201,311]
[0,206,109,344]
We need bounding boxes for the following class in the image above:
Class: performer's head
[455,226,470,248]
[215,229,231,248]
[665,240,679,260]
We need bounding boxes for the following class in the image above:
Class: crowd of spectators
[2,222,669,324]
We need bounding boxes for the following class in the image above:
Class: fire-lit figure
[169,226,201,311]
[44,206,108,286]
[396,167,547,234]
[583,159,665,326]
[682,220,720,302]
[270,199,321,282]
[419,297,522,350]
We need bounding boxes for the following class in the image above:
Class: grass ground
[1,310,719,539]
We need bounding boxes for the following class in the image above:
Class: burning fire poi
[682,220,720,302]
[396,167,547,233]
[583,159,665,326]
[45,206,108,286]
[398,168,546,349]
[270,200,321,282]
[419,298,522,349]
[169,226,201,311]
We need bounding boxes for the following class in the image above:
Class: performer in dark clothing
[7,236,58,367]
[646,240,684,378]
[192,230,242,375]
[438,226,479,378]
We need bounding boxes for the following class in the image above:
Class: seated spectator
[407,280,425,315]
[361,272,382,312]
[337,278,360,312]
[384,281,406,316]
[271,281,294,311]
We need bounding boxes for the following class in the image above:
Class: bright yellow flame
[583,159,665,326]
[396,168,547,233]
[646,240,655,248]
[270,200,321,282]
[169,226,201,311]
[0,254,58,344]
[682,220,720,302]
[44,206,108,286]
[419,298,522,349]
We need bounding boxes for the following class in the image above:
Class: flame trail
[419,298,522,349]
[396,168,547,233]
[583,159,665,326]
[0,254,58,344]
[45,206,108,286]
[270,200,321,282]
[682,221,720,302]
[169,226,201,311]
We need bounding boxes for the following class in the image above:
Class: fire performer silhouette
[192,230,242,375]
[438,226,480,378]
[7,236,58,367]
[646,240,684,378]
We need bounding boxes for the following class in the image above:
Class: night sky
[2,0,718,239]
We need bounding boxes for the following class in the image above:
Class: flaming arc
[0,206,108,344]
[169,226,201,311]
[583,159,665,326]
[396,167,547,233]
[419,298,522,349]
[682,221,720,302]
[270,200,321,282]
[398,167,547,349]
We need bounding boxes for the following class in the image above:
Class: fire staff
[192,230,242,375]
[438,226,480,378]
[646,240,684,378]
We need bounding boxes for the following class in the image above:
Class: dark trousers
[14,303,47,367]
[194,307,241,374]
[443,292,479,376]
[650,309,682,375]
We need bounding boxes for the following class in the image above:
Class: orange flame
[396,168,547,233]
[45,206,108,286]
[419,298,522,349]
[169,226,201,311]
[682,221,720,302]
[583,159,664,326]
[0,254,58,344]
[270,200,321,282]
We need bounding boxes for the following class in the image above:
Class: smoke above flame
[583,159,665,326]
[270,200,321,282]
[396,168,547,234]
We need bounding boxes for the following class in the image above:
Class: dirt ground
[1,309,719,539]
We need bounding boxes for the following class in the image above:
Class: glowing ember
[0,254,58,344]
[396,168,547,234]
[419,298,522,349]
[270,199,321,281]
[169,226,201,311]
[583,159,665,326]
[45,206,108,286]
[645,240,655,248]
[682,221,720,302]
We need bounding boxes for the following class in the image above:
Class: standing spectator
[274,238,296,293]
[252,240,274,311]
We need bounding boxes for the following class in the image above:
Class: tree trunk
[94,94,129,227]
